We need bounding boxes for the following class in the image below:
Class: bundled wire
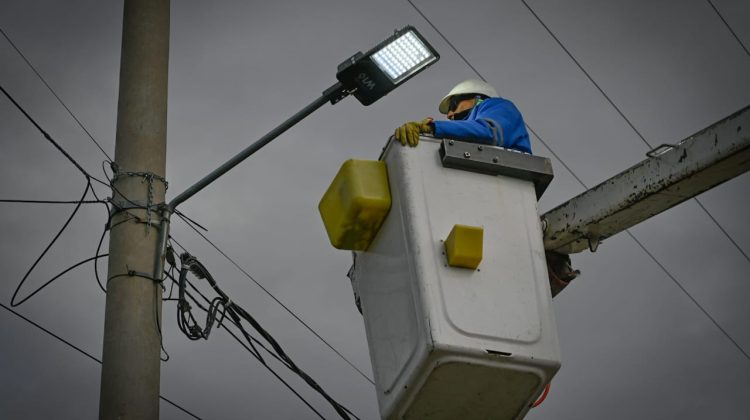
[1,84,114,307]
[176,253,231,343]
[173,251,357,420]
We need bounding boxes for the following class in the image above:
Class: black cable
[705,0,750,58]
[167,240,362,418]
[520,0,652,148]
[0,84,109,187]
[0,302,201,419]
[163,270,327,420]
[168,269,359,419]
[166,264,177,300]
[166,269,279,364]
[172,217,375,386]
[2,82,122,307]
[10,180,99,306]
[94,222,109,294]
[153,279,170,362]
[406,0,485,81]
[221,323,327,420]
[171,252,359,419]
[177,271,356,420]
[0,26,113,162]
[174,209,208,232]
[11,253,109,307]
[693,199,750,263]
[626,230,750,362]
[0,199,107,204]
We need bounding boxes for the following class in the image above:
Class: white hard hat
[438,79,498,114]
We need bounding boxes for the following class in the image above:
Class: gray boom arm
[542,105,750,254]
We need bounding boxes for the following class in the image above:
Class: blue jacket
[433,97,532,154]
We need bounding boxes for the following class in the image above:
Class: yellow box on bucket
[318,159,391,250]
[444,224,484,269]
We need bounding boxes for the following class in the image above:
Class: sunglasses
[448,95,473,113]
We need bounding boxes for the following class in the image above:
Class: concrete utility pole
[100,1,170,419]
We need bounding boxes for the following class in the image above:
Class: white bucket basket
[354,137,560,420]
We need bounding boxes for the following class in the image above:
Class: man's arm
[433,118,499,145]
[433,98,532,153]
[433,98,507,145]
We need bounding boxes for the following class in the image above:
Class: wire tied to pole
[111,167,168,233]
[171,251,358,419]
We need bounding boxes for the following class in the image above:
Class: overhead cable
[167,250,359,419]
[172,218,375,385]
[1,85,107,186]
[0,26,113,161]
[166,271,328,419]
[705,0,750,58]
[0,199,107,204]
[0,302,201,419]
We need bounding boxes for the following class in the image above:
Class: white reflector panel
[372,30,436,84]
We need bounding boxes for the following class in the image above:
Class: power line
[0,198,107,204]
[0,84,109,188]
[173,252,357,419]
[9,181,101,307]
[219,321,329,420]
[164,269,330,420]
[705,0,750,58]
[519,0,651,149]
[519,0,750,265]
[2,82,123,308]
[405,0,486,81]
[406,0,750,362]
[625,231,750,361]
[0,26,113,162]
[165,258,362,419]
[0,302,201,419]
[171,217,375,386]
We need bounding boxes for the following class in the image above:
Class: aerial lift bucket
[320,137,560,419]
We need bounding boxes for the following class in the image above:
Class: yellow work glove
[395,118,433,147]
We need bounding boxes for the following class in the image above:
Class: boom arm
[542,105,750,254]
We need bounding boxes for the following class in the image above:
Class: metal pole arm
[168,81,347,210]
[542,105,750,254]
[153,82,346,280]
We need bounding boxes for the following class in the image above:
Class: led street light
[336,26,439,106]
[167,25,439,212]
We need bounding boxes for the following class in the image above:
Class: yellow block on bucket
[318,159,391,250]
[445,224,484,269]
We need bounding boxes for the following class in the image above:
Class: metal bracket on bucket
[438,139,554,199]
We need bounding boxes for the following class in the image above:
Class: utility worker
[390,79,580,300]
[394,79,532,154]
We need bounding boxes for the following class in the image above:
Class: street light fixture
[167,25,438,211]
[335,26,440,105]
[157,25,439,277]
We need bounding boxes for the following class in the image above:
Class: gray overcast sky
[1,0,749,419]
